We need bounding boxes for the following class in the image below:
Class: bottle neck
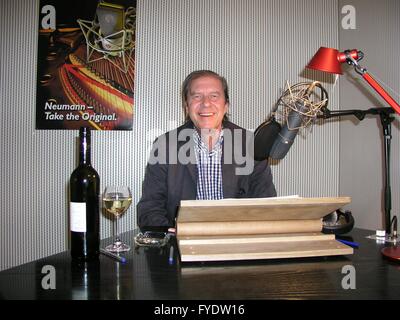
[79,130,91,165]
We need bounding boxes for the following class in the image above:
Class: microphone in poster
[36,0,137,130]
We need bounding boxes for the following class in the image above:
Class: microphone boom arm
[318,106,396,121]
[319,106,395,234]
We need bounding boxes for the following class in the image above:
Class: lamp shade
[307,47,343,75]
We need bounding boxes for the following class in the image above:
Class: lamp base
[381,246,400,262]
[366,233,399,244]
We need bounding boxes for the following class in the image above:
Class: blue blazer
[137,120,277,227]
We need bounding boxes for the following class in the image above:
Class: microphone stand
[318,107,395,234]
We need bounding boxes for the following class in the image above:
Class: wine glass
[103,186,132,252]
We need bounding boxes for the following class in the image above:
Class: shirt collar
[193,128,224,154]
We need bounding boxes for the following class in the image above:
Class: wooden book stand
[176,197,353,262]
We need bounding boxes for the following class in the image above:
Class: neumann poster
[36,0,136,130]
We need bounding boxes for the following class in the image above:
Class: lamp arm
[346,54,400,115]
[362,72,400,115]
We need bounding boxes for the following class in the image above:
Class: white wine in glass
[103,186,132,252]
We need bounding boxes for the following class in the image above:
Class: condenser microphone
[254,81,328,161]
[269,100,308,159]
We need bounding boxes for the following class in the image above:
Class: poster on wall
[36,0,136,130]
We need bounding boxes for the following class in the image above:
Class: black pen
[100,248,127,263]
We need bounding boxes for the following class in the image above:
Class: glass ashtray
[134,231,169,247]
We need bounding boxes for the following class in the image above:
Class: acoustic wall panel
[339,0,400,230]
[0,0,339,271]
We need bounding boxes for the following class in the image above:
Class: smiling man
[185,73,227,129]
[137,70,276,228]
[183,71,228,152]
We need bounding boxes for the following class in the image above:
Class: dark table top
[0,228,399,300]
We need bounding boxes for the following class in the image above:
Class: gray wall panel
[0,0,339,271]
[339,0,400,231]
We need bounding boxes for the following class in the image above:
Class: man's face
[185,75,228,131]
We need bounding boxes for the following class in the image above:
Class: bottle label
[70,202,87,232]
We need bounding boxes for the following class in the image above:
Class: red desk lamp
[307,47,400,115]
[307,47,400,261]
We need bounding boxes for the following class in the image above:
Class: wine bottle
[69,127,100,261]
